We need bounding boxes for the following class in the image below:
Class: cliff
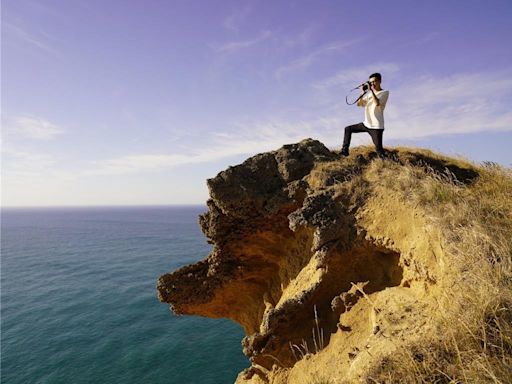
[157,139,512,383]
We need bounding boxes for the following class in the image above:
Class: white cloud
[2,147,56,174]
[81,117,342,176]
[275,38,363,79]
[82,146,249,176]
[1,146,78,188]
[214,30,272,53]
[83,154,193,175]
[3,116,66,140]
[313,63,401,90]
[3,21,62,58]
[1,116,72,192]
[187,70,512,159]
[21,70,510,179]
[307,68,512,142]
[283,23,319,48]
[384,71,512,140]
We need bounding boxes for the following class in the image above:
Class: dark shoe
[377,150,386,159]
[340,148,349,157]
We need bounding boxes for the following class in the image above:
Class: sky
[2,0,512,207]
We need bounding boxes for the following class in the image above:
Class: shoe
[340,148,349,157]
[377,150,386,159]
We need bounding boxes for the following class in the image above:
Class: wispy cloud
[313,62,400,90]
[213,30,273,53]
[417,32,440,44]
[83,154,195,176]
[3,116,66,140]
[54,69,512,177]
[283,23,319,48]
[275,38,363,79]
[1,114,71,186]
[81,138,257,175]
[212,69,512,150]
[81,117,341,176]
[188,70,512,162]
[3,21,62,58]
[385,71,512,140]
[223,4,253,32]
[1,145,78,186]
[388,31,441,49]
[189,115,350,160]
[313,67,512,142]
[2,147,57,175]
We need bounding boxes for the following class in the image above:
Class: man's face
[369,77,380,89]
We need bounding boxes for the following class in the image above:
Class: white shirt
[362,89,389,129]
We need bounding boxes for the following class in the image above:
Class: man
[341,73,389,157]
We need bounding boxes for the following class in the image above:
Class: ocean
[1,206,249,384]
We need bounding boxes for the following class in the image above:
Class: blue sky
[2,0,511,207]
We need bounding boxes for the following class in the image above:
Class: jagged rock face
[157,140,344,361]
[156,139,479,381]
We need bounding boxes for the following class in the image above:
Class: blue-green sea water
[1,206,249,384]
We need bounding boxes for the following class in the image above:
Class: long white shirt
[362,89,389,129]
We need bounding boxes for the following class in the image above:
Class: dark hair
[369,72,382,82]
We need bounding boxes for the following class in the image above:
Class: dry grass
[306,145,512,383]
[365,149,512,383]
[290,305,326,361]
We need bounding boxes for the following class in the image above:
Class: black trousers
[342,122,384,153]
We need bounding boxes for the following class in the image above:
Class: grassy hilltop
[298,146,512,384]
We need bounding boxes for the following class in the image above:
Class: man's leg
[367,128,385,156]
[341,123,366,155]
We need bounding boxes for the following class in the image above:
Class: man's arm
[356,90,367,107]
[378,91,389,109]
[369,87,380,106]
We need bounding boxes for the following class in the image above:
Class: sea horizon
[1,204,208,210]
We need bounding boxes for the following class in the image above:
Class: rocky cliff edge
[157,139,511,383]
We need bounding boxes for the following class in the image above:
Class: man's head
[368,73,382,90]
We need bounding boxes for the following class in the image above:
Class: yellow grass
[310,145,512,383]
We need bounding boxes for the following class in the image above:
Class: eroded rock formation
[156,138,480,383]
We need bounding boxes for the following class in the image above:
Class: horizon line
[1,203,208,210]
